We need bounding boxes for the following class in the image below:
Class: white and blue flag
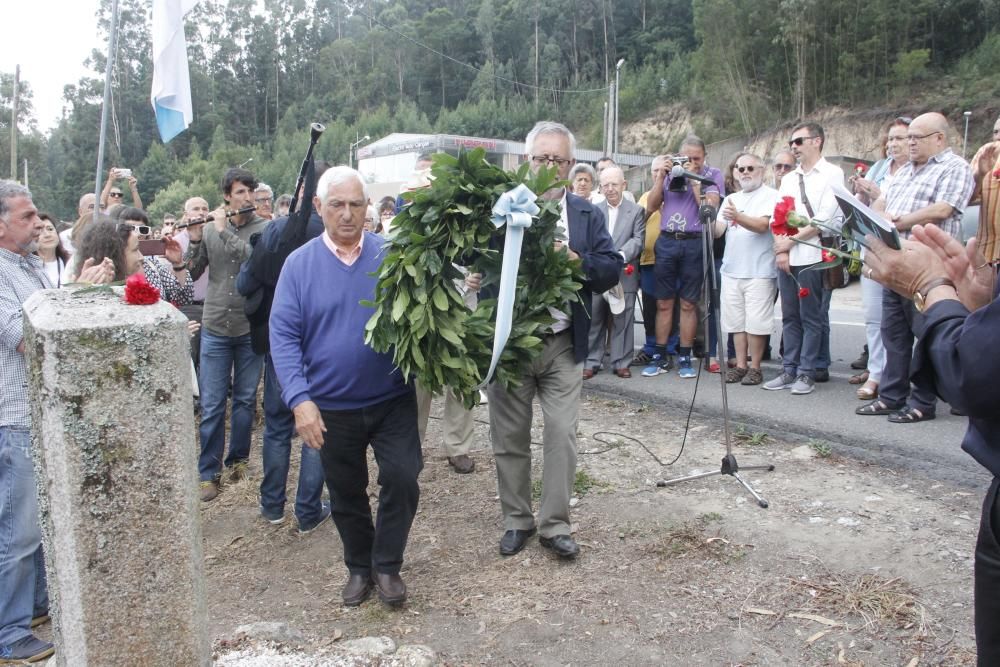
[151,0,198,142]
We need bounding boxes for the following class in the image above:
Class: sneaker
[631,350,653,366]
[0,635,54,662]
[814,368,830,383]
[762,372,796,391]
[677,356,696,379]
[850,345,869,370]
[790,374,815,395]
[228,460,249,482]
[260,506,286,525]
[641,354,670,377]
[200,479,220,502]
[30,612,49,628]
[298,501,332,535]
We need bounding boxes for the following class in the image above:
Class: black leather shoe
[499,528,536,556]
[814,368,830,383]
[539,534,580,559]
[373,572,407,605]
[342,573,373,606]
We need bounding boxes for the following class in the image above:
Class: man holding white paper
[857,112,974,423]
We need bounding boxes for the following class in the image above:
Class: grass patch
[646,517,748,564]
[734,425,769,447]
[791,574,928,631]
[808,439,832,458]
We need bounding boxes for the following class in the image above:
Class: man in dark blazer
[586,166,646,378]
[488,121,622,559]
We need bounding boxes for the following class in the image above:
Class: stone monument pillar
[22,287,210,666]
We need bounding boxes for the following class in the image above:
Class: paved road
[584,281,988,489]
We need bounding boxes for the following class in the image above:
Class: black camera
[667,155,693,193]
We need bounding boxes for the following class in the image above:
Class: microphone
[669,164,717,186]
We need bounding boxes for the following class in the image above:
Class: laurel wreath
[363,149,584,408]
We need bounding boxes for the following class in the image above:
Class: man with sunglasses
[712,154,780,386]
[765,122,844,395]
[183,168,270,501]
[643,135,724,379]
[770,150,796,188]
[858,112,974,424]
[99,167,143,213]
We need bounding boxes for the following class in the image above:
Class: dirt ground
[201,394,981,666]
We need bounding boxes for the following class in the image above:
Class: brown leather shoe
[342,573,374,607]
[614,368,631,378]
[373,572,407,605]
[582,368,596,380]
[447,454,475,474]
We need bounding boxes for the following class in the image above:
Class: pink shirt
[322,230,364,266]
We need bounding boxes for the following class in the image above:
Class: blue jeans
[0,426,48,647]
[777,266,825,379]
[259,355,326,524]
[198,331,263,481]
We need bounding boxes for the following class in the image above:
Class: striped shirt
[884,148,974,239]
[0,249,52,427]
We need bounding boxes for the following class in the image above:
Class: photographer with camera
[641,135,724,379]
[99,167,143,213]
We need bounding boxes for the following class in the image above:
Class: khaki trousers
[487,330,582,538]
[415,383,474,457]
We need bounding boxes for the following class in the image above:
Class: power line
[348,2,610,95]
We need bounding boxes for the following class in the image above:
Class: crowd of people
[1,113,998,662]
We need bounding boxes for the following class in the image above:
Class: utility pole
[614,59,625,156]
[95,0,121,204]
[10,65,19,181]
[963,111,972,159]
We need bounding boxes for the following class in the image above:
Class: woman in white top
[36,213,70,288]
[847,116,911,402]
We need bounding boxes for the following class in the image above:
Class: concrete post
[22,287,210,667]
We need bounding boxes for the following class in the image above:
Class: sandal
[887,406,936,423]
[856,381,879,400]
[849,370,869,385]
[856,399,897,416]
[725,367,748,383]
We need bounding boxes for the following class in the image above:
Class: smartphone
[138,239,166,255]
[118,168,132,179]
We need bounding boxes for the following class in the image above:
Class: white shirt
[548,190,573,333]
[717,186,780,279]
[59,228,75,255]
[606,201,620,237]
[778,157,845,266]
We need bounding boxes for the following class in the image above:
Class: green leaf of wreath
[365,149,584,408]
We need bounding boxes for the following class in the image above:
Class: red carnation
[124,273,161,305]
[798,287,810,298]
[822,249,835,263]
[771,196,796,236]
[854,162,868,177]
[993,167,1000,179]
[624,264,634,276]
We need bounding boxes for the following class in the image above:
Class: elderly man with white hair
[269,166,420,608]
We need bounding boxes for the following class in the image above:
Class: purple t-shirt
[660,165,725,233]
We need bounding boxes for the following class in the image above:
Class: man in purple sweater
[269,166,419,607]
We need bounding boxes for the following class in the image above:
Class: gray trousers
[415,383,474,457]
[586,292,637,370]
[487,330,581,538]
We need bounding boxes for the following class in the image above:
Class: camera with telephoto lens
[666,155,693,193]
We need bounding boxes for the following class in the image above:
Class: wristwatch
[913,277,955,312]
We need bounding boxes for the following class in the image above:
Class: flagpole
[94,0,121,206]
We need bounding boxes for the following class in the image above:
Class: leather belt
[660,231,701,240]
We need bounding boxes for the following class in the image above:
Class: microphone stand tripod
[655,189,775,507]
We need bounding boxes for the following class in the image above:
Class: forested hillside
[2,0,999,220]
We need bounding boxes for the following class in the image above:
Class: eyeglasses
[788,136,817,147]
[906,131,942,142]
[117,222,151,236]
[736,165,757,173]
[530,155,572,167]
[773,163,795,172]
[109,192,123,198]
[255,197,272,205]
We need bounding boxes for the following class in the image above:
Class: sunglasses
[109,192,124,198]
[736,165,757,173]
[117,222,151,236]
[788,136,817,147]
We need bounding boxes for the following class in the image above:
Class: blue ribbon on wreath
[477,183,539,388]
